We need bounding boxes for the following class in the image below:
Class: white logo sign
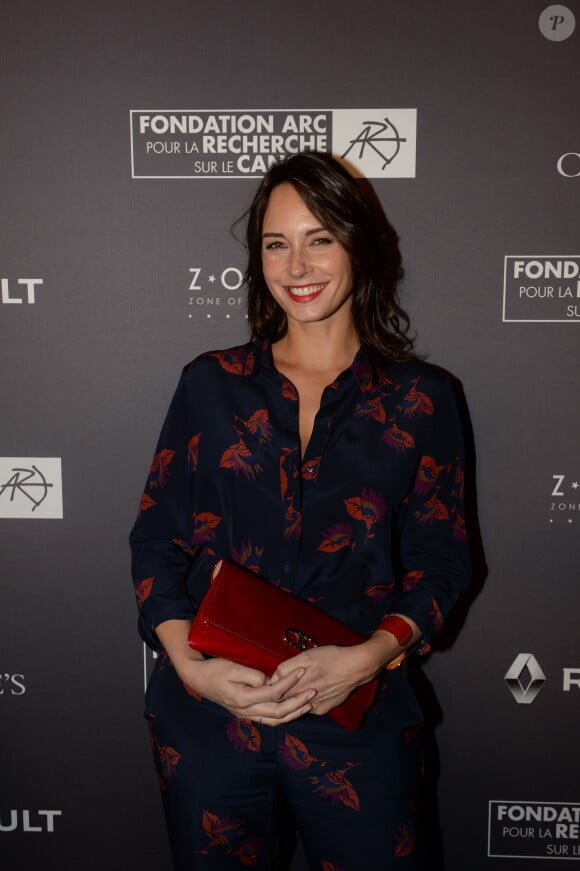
[130,109,417,179]
[504,653,580,703]
[489,801,580,859]
[333,109,416,178]
[1,278,44,304]
[187,265,246,321]
[143,643,157,690]
[549,473,579,524]
[0,810,62,833]
[0,674,25,695]
[538,5,576,41]
[557,153,580,177]
[504,653,546,704]
[0,458,63,519]
[502,256,580,322]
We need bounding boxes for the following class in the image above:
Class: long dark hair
[244,151,414,362]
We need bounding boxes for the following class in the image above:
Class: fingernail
[296,669,306,680]
[307,690,317,701]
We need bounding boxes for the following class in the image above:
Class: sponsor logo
[0,459,63,519]
[489,801,580,859]
[502,256,580,322]
[333,110,416,178]
[550,474,579,525]
[143,643,157,691]
[130,109,417,179]
[0,810,62,833]
[505,653,546,704]
[1,278,43,304]
[505,654,580,703]
[187,266,246,320]
[0,674,25,695]
[538,5,576,41]
[564,669,580,692]
[558,153,580,177]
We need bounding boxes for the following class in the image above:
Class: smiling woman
[245,151,413,364]
[261,183,354,326]
[130,151,472,870]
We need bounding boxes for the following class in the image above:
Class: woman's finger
[237,667,307,705]
[251,689,317,724]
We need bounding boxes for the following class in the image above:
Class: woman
[130,151,471,870]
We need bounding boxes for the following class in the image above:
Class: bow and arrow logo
[0,464,54,512]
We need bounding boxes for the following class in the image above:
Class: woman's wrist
[358,632,402,678]
[368,614,421,671]
[155,619,205,671]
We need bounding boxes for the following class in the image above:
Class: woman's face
[261,183,353,331]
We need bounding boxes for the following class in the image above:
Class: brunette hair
[244,151,414,362]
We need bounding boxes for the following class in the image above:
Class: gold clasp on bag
[284,627,319,651]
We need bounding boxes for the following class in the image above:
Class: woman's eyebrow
[262,226,327,239]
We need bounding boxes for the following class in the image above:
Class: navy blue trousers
[146,655,427,870]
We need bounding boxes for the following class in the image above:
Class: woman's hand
[177,656,316,725]
[155,619,316,725]
[271,633,401,716]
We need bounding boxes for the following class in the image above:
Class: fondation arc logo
[130,109,417,179]
[504,653,546,704]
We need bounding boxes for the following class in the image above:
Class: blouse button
[306,464,315,474]
[282,561,291,575]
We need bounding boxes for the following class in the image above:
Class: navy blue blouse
[130,339,471,656]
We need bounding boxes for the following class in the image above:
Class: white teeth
[287,284,325,297]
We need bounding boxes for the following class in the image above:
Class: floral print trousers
[146,656,427,870]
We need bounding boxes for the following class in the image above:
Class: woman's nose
[288,247,311,277]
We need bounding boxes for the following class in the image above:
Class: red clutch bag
[187,559,379,730]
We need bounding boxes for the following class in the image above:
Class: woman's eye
[311,236,333,246]
[264,240,285,250]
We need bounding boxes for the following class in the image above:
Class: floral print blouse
[130,339,471,655]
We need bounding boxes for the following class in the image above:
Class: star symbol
[206,313,211,319]
[568,518,573,524]
[549,518,554,523]
[572,481,579,490]
[208,275,216,284]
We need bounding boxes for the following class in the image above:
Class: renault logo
[504,653,546,704]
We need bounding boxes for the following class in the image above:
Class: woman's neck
[272,322,360,376]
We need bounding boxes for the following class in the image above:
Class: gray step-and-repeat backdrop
[2,2,578,869]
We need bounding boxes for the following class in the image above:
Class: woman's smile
[284,282,328,302]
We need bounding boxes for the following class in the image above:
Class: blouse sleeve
[129,367,217,651]
[378,376,472,652]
